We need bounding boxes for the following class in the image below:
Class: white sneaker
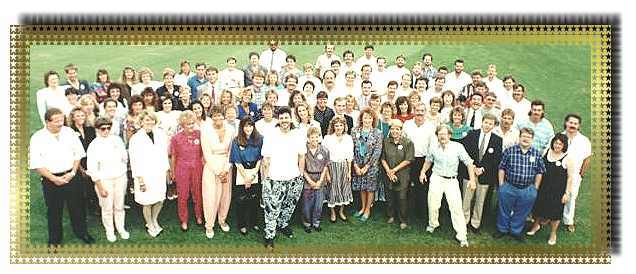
[106,233,117,243]
[220,223,230,232]
[426,226,436,234]
[460,240,469,247]
[148,227,159,238]
[206,229,215,239]
[119,230,130,240]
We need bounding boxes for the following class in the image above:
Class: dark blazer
[459,129,502,185]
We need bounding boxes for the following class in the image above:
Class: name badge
[488,147,494,154]
[556,160,562,167]
[317,154,324,160]
[529,156,535,163]
[173,91,180,97]
[250,111,255,116]
[398,145,403,150]
[239,145,245,150]
[193,139,200,145]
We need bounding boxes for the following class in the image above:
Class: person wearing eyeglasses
[86,116,130,242]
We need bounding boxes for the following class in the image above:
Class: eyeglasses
[99,126,112,131]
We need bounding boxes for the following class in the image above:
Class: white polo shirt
[402,119,437,157]
[29,126,85,174]
[563,131,592,179]
[262,127,306,181]
[86,135,128,181]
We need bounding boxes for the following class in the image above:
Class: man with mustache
[561,114,592,233]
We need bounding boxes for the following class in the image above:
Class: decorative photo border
[9,15,616,264]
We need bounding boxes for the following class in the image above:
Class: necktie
[469,110,476,128]
[478,133,487,161]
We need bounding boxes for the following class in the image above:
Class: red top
[169,129,203,167]
[393,113,415,123]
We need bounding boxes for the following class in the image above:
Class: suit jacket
[459,129,503,185]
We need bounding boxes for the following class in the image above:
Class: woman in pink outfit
[169,110,204,232]
[200,105,235,239]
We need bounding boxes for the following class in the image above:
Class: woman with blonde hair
[128,110,170,237]
[169,110,204,231]
[345,95,360,128]
[78,94,99,127]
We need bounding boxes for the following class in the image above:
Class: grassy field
[26,43,592,249]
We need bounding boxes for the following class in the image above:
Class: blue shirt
[229,136,263,164]
[426,141,474,177]
[498,144,546,187]
[237,103,259,122]
[187,75,208,101]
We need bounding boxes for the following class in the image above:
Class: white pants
[462,179,490,229]
[428,174,467,241]
[562,175,582,225]
[95,174,128,235]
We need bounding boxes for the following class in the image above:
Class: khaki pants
[95,174,128,235]
[461,179,490,229]
[428,174,467,241]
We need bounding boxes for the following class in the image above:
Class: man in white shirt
[355,45,378,72]
[465,93,484,130]
[197,67,221,104]
[260,40,287,72]
[561,114,592,233]
[422,53,438,82]
[483,64,505,94]
[386,55,410,83]
[336,50,357,85]
[357,80,373,109]
[503,84,531,126]
[261,107,306,249]
[423,77,446,107]
[29,108,95,247]
[403,103,437,222]
[219,57,245,99]
[315,43,340,78]
[445,59,472,95]
[372,57,390,92]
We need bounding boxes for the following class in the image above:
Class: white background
[1,1,633,273]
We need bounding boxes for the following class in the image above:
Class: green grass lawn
[26,43,592,250]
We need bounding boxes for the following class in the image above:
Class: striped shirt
[515,117,555,153]
[425,141,473,177]
[498,144,546,187]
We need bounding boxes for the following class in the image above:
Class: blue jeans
[302,188,324,227]
[496,183,537,236]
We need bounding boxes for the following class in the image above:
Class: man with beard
[261,107,306,250]
[387,54,410,83]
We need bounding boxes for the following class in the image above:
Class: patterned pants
[262,176,304,240]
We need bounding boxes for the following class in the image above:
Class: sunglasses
[99,126,112,131]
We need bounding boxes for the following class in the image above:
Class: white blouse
[322,134,354,163]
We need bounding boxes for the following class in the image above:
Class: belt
[435,174,457,180]
[509,183,531,189]
[52,169,72,176]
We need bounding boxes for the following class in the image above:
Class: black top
[71,125,96,169]
[459,129,503,185]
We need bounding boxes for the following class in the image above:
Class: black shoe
[278,226,294,238]
[512,234,526,243]
[303,226,312,233]
[313,226,321,232]
[79,234,95,244]
[493,231,506,239]
[264,238,274,250]
[467,225,480,234]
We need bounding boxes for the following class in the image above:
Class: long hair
[237,117,263,147]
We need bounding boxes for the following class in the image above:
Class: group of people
[30,41,591,250]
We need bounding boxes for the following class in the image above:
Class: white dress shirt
[219,68,245,97]
[86,135,128,181]
[29,126,85,173]
[260,48,287,72]
[465,107,483,130]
